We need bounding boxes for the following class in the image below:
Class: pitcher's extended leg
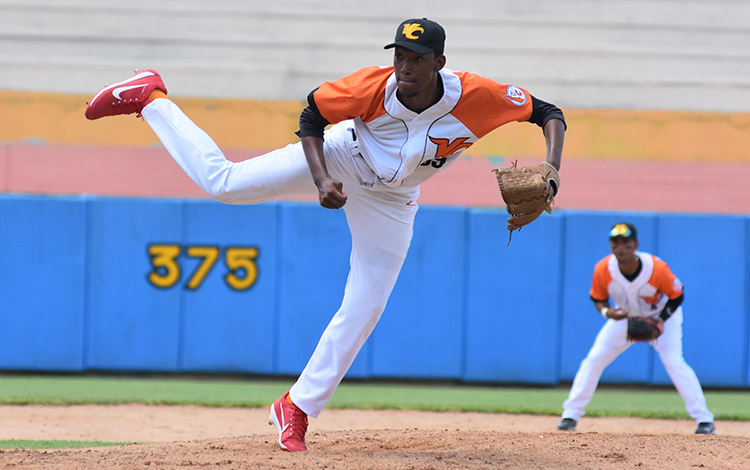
[142,98,316,204]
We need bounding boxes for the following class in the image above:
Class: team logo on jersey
[421,137,472,169]
[504,85,527,106]
[640,292,663,306]
[401,23,425,40]
[429,137,472,158]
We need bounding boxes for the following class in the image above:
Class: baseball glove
[492,161,560,243]
[627,317,664,342]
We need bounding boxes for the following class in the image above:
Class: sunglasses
[609,224,632,238]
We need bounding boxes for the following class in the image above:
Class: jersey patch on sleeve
[672,277,683,293]
[504,85,527,107]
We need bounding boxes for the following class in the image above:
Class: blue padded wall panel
[179,201,278,374]
[0,196,86,370]
[463,210,563,383]
[2,194,749,388]
[275,204,361,376]
[652,214,747,387]
[559,212,658,384]
[86,197,182,371]
[370,206,466,379]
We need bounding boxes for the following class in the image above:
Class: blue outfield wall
[0,194,748,388]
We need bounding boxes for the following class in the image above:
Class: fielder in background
[557,223,715,435]
[85,17,566,452]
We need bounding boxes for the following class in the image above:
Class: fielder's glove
[627,317,664,342]
[493,161,560,243]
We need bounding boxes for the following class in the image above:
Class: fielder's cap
[609,222,638,241]
[384,18,445,54]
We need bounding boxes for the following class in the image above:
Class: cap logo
[609,224,632,238]
[401,23,425,40]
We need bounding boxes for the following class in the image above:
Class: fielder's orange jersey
[312,66,533,188]
[590,251,684,318]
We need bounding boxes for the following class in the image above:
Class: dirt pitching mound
[1,405,748,469]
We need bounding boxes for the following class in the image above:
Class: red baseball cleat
[268,391,308,452]
[84,69,167,120]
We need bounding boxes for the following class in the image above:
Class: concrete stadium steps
[2,144,748,214]
[0,0,748,111]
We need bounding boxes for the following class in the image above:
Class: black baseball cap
[384,18,445,54]
[609,222,637,241]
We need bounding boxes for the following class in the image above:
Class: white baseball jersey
[312,66,533,188]
[590,251,684,319]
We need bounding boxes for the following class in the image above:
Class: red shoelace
[109,97,146,117]
[287,405,308,443]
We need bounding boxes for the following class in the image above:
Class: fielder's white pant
[142,99,418,418]
[561,310,713,424]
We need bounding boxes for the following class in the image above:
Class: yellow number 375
[147,244,259,291]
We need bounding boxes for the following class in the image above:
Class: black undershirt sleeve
[659,292,684,322]
[296,88,330,139]
[529,95,567,131]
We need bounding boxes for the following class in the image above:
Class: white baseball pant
[142,99,419,418]
[562,309,713,424]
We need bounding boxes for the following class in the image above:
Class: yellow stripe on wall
[0,90,304,151]
[474,109,750,162]
[2,91,749,162]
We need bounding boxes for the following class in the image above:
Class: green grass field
[1,374,748,449]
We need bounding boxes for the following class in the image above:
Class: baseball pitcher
[85,17,566,451]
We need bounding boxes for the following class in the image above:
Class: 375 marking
[147,244,259,291]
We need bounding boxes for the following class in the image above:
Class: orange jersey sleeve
[590,256,613,300]
[311,66,391,124]
[451,72,533,138]
[650,256,684,299]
